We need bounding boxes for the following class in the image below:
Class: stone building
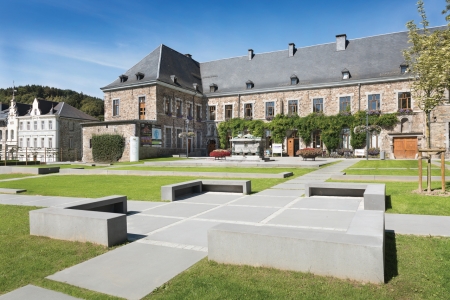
[84,27,449,161]
[0,97,97,162]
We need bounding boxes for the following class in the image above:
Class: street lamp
[186,119,189,158]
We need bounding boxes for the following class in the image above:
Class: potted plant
[296,148,323,160]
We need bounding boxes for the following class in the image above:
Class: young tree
[403,0,450,148]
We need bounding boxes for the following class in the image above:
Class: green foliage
[91,134,125,163]
[217,118,268,148]
[268,114,298,143]
[0,85,104,119]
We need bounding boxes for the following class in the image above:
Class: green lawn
[23,164,106,169]
[0,205,116,299]
[148,233,450,300]
[112,166,314,177]
[0,175,287,201]
[345,160,450,176]
[110,157,188,166]
[0,174,34,180]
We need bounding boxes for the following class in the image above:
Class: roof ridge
[156,44,162,80]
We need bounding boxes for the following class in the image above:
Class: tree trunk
[426,111,431,192]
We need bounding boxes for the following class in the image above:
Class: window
[340,128,350,149]
[210,84,217,93]
[188,103,192,118]
[27,121,30,130]
[339,96,351,112]
[290,75,298,85]
[246,80,253,89]
[5,130,7,141]
[69,138,73,149]
[398,92,411,109]
[244,103,253,118]
[49,121,53,130]
[113,99,120,116]
[139,96,145,120]
[19,138,22,148]
[342,69,350,80]
[34,138,37,147]
[313,98,323,112]
[136,72,144,80]
[176,100,182,117]
[196,105,202,120]
[165,99,171,115]
[196,131,201,148]
[34,121,37,130]
[19,122,23,130]
[368,94,380,110]
[265,102,275,118]
[176,129,182,148]
[48,138,52,148]
[119,75,128,82]
[165,127,172,148]
[312,130,322,148]
[209,106,216,121]
[26,138,30,147]
[0,131,2,141]
[288,100,298,116]
[41,138,44,147]
[225,105,233,120]
[41,121,45,130]
[34,109,37,115]
[400,65,408,74]
[10,130,14,140]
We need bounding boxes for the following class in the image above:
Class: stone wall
[104,86,157,121]
[82,123,136,162]
[59,118,93,161]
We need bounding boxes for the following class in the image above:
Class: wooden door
[207,140,216,155]
[287,138,295,157]
[394,137,418,159]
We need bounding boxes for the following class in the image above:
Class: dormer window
[400,64,408,74]
[135,72,144,80]
[119,75,128,83]
[246,80,254,89]
[290,75,298,85]
[170,75,178,84]
[341,69,350,80]
[210,84,217,93]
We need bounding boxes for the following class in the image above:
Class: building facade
[82,27,450,162]
[1,97,97,162]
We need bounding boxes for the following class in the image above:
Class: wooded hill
[0,85,104,120]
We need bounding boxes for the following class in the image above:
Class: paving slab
[127,201,166,213]
[146,220,222,247]
[0,285,80,300]
[141,202,218,218]
[0,195,52,206]
[268,209,355,230]
[48,243,206,300]
[176,192,243,204]
[21,197,91,208]
[270,183,305,190]
[291,196,362,211]
[385,213,450,237]
[196,205,279,223]
[254,189,304,197]
[231,195,297,207]
[127,214,180,235]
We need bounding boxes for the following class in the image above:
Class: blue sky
[0,0,448,99]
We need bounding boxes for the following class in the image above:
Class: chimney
[248,49,254,60]
[288,43,295,57]
[185,54,192,59]
[336,34,347,51]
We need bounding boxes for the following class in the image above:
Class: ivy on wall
[92,134,125,163]
[217,112,398,150]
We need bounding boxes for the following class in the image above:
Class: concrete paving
[2,158,450,299]
[0,285,80,300]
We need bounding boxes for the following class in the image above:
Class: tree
[403,0,450,148]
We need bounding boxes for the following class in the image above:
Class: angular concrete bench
[304,182,386,211]
[30,195,127,247]
[161,180,251,201]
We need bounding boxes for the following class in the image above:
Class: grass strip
[0,205,119,299]
[0,175,287,201]
[0,174,34,180]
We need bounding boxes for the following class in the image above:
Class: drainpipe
[237,94,241,118]
[358,83,361,111]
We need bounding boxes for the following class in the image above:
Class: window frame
[112,99,120,116]
[368,94,381,111]
[313,98,324,113]
[265,101,275,118]
[224,104,233,120]
[339,96,351,112]
[398,92,412,109]
[209,105,216,121]
[288,100,298,116]
[244,103,253,118]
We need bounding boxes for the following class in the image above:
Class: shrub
[337,148,353,156]
[368,148,380,156]
[92,134,125,163]
[209,149,231,158]
[296,148,322,157]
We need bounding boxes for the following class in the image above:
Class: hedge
[92,134,125,163]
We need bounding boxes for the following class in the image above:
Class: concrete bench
[208,219,384,284]
[161,180,251,201]
[0,166,60,175]
[29,195,127,247]
[304,182,385,211]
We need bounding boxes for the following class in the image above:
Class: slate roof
[101,27,446,96]
[101,45,202,93]
[54,102,98,121]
